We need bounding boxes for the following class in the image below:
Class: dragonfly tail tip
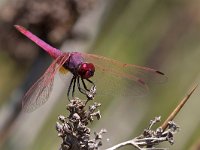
[14,25,27,34]
[14,24,21,29]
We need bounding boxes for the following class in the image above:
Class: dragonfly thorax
[63,52,95,79]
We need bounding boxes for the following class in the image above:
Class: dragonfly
[15,25,166,112]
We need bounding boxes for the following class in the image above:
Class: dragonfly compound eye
[78,63,95,79]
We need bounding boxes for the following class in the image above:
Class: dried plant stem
[56,84,197,149]
[106,138,169,150]
[106,139,141,150]
[160,84,198,131]
[106,84,198,150]
[106,117,176,150]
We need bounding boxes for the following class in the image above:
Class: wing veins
[22,53,70,112]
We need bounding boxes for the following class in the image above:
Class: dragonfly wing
[81,53,167,96]
[22,53,70,112]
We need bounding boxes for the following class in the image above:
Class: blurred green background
[0,0,200,150]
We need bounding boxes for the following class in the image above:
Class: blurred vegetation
[0,52,26,105]
[1,0,200,150]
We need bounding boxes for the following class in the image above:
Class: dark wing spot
[123,64,128,67]
[138,79,146,85]
[156,70,165,75]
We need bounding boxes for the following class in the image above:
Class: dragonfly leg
[84,79,96,100]
[67,76,75,101]
[77,77,88,96]
[72,76,77,98]
[68,77,96,100]
[81,78,90,91]
[86,79,95,86]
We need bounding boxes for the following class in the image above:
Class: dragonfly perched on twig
[15,25,166,112]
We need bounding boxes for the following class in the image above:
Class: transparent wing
[22,53,70,112]
[81,53,167,96]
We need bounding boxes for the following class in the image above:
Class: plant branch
[160,84,198,131]
[106,84,198,150]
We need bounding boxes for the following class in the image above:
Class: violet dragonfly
[15,25,166,112]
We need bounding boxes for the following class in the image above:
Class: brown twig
[106,84,198,150]
[160,84,198,131]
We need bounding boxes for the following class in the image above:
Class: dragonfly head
[78,63,95,79]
